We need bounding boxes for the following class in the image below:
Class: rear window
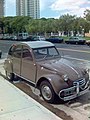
[8,45,22,58]
[8,45,16,55]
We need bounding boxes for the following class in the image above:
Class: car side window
[8,45,16,55]
[49,47,59,56]
[22,47,33,61]
[69,38,72,40]
[13,45,22,58]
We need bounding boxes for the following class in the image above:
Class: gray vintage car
[4,41,90,103]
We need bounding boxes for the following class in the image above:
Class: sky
[5,0,90,18]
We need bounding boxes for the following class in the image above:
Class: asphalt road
[55,43,90,61]
[0,40,90,61]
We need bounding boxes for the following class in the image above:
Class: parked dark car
[46,36,64,43]
[25,36,36,41]
[65,37,86,45]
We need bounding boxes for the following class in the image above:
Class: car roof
[20,41,54,49]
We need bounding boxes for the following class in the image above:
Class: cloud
[6,0,90,17]
[50,0,90,17]
[40,0,55,11]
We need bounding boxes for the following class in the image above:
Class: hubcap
[41,85,52,100]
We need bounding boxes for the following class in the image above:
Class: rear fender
[4,59,13,73]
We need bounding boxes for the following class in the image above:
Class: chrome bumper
[59,80,90,101]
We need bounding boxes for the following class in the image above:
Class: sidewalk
[0,59,62,120]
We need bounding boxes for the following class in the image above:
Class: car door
[21,46,36,84]
[12,45,22,75]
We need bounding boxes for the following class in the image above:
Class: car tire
[6,71,14,82]
[40,81,56,103]
[76,42,78,45]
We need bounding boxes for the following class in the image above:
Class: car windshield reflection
[33,46,60,61]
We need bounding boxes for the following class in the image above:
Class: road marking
[58,48,90,54]
[63,56,90,63]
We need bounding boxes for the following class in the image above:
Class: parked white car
[33,36,46,41]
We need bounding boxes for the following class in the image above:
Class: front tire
[40,81,56,103]
[5,71,14,82]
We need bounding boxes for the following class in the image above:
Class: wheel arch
[4,59,13,73]
[36,77,49,89]
[36,74,64,95]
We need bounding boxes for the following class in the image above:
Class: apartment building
[0,0,4,17]
[16,0,40,19]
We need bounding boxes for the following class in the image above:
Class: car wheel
[6,71,14,82]
[40,81,56,103]
[76,42,78,45]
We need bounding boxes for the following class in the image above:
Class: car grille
[59,78,89,101]
[73,78,86,86]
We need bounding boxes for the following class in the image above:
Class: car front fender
[37,74,68,95]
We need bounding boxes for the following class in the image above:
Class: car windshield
[33,46,60,61]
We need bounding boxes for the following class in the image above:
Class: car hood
[39,58,83,81]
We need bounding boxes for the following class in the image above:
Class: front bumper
[59,80,90,101]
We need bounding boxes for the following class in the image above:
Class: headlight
[62,74,69,82]
[86,68,89,73]
[83,68,89,74]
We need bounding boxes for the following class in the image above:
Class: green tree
[1,17,13,34]
[84,9,90,32]
[84,9,90,21]
[59,14,76,36]
[0,18,4,34]
[11,16,31,33]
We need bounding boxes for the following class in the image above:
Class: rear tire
[40,81,56,103]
